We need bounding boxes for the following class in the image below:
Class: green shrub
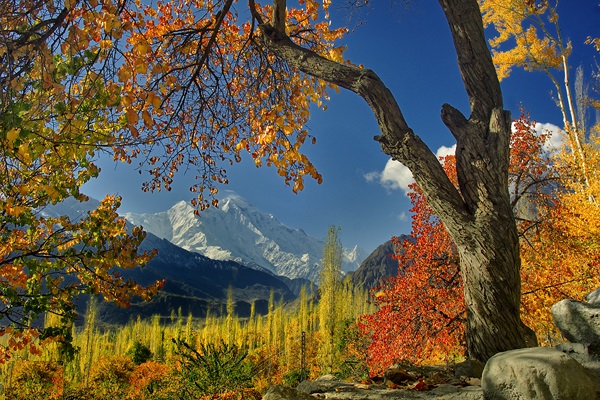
[127,341,153,365]
[282,369,308,387]
[172,338,253,397]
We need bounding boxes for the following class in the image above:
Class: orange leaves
[517,118,600,342]
[360,156,465,374]
[98,0,346,210]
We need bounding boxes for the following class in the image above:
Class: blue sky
[84,1,599,254]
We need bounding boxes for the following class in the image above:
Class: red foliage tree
[359,156,464,375]
[360,111,554,374]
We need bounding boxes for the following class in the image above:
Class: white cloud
[380,159,414,193]
[365,122,565,194]
[533,122,565,153]
[363,171,380,183]
[364,143,456,194]
[436,144,456,159]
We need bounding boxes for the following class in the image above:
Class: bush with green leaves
[127,341,153,365]
[172,338,254,397]
[282,369,308,387]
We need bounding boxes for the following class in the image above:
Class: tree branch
[438,0,503,122]
[258,21,471,230]
[273,0,286,33]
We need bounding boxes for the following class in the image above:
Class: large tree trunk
[257,0,537,361]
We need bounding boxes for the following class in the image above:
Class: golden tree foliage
[0,0,164,361]
[106,0,346,206]
[1,0,346,361]
[480,0,564,81]
[481,1,600,340]
[481,0,593,200]
[1,281,374,397]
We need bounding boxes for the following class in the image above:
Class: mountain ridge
[124,191,367,281]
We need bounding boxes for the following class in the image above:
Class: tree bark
[258,0,536,361]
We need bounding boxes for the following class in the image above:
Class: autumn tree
[117,0,537,361]
[253,0,537,361]
[0,0,163,361]
[360,111,558,371]
[2,0,539,361]
[481,0,594,199]
[359,157,464,373]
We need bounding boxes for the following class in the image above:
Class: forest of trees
[1,0,599,397]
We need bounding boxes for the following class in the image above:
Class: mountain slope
[124,192,367,281]
[43,197,296,323]
[349,236,411,290]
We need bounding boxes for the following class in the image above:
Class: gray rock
[556,342,600,383]
[555,341,587,355]
[315,374,338,382]
[262,385,316,400]
[482,347,598,400]
[295,380,323,394]
[454,359,485,379]
[552,299,600,348]
[587,288,600,304]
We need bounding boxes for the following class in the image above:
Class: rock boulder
[482,347,598,400]
[552,299,600,351]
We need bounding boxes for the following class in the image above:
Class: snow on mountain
[123,192,367,281]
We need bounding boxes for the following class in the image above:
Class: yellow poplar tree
[318,226,342,373]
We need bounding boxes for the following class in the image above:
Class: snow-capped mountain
[124,192,367,281]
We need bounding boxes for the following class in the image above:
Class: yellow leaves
[141,110,153,128]
[45,185,61,201]
[327,46,346,63]
[4,203,26,217]
[147,92,162,109]
[6,128,19,145]
[99,39,113,50]
[481,0,564,80]
[587,36,600,52]
[18,143,31,164]
[126,108,139,125]
[282,125,294,136]
[121,92,135,107]
[134,59,148,74]
[133,40,151,57]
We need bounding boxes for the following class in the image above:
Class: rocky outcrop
[481,288,600,399]
[551,290,600,388]
[263,385,316,400]
[552,298,600,353]
[587,288,600,304]
[264,288,600,400]
[482,347,597,400]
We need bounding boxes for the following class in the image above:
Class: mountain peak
[125,191,366,281]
